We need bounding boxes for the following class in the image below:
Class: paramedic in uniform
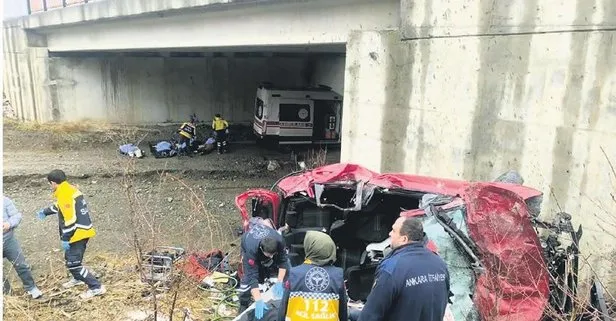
[212,113,229,154]
[238,218,290,319]
[278,230,347,321]
[37,169,105,299]
[357,217,450,321]
[177,114,197,154]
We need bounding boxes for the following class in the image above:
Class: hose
[212,286,240,321]
[198,274,240,320]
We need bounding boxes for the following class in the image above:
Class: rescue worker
[37,169,106,299]
[3,196,43,299]
[178,114,198,155]
[357,217,450,321]
[278,231,347,321]
[238,218,290,319]
[212,113,229,154]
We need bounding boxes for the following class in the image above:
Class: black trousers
[65,239,101,290]
[215,130,227,153]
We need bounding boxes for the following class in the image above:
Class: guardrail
[28,0,91,14]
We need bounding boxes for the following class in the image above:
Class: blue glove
[61,241,70,251]
[254,299,269,319]
[37,210,46,221]
[273,281,284,299]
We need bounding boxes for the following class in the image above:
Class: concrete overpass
[4,0,396,123]
[3,0,616,286]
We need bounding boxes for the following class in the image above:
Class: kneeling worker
[238,219,290,319]
[177,115,197,154]
[279,230,347,321]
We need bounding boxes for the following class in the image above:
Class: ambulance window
[255,98,264,119]
[279,104,311,122]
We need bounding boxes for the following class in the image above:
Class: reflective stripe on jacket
[43,182,96,243]
[179,122,197,139]
[279,261,348,321]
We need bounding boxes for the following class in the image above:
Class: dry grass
[2,253,230,321]
[3,118,162,149]
[114,159,242,321]
[3,142,243,321]
[3,118,114,134]
[305,147,329,169]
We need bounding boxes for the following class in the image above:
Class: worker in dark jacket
[238,218,290,319]
[177,114,198,155]
[358,217,450,321]
[212,113,229,154]
[279,230,347,321]
[37,169,105,300]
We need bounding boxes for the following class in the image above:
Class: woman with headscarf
[278,231,348,321]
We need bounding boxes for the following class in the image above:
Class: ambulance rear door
[276,99,314,140]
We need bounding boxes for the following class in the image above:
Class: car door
[235,189,281,231]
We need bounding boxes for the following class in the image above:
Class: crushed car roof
[274,163,549,320]
[276,163,543,200]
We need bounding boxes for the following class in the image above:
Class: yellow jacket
[43,182,96,243]
[178,122,197,139]
[212,117,229,131]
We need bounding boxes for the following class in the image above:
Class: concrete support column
[341,30,415,173]
[2,24,53,122]
[342,26,616,290]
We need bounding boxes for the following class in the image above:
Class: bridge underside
[3,0,395,123]
[34,0,397,52]
[44,45,346,124]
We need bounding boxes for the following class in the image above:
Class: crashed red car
[235,163,608,320]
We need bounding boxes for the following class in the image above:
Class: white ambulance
[253,83,343,145]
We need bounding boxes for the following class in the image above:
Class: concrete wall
[36,0,398,51]
[47,55,318,123]
[342,3,616,284]
[312,56,346,95]
[399,0,616,38]
[2,25,52,121]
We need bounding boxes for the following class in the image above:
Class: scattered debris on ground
[2,120,340,320]
[3,253,230,321]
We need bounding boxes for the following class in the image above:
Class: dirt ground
[2,120,340,321]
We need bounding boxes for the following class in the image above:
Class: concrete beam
[41,0,398,51]
[401,0,616,39]
[8,0,302,29]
